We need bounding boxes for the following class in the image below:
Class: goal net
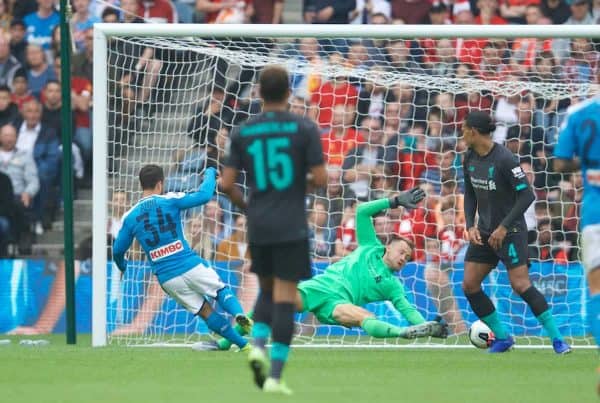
[93,24,597,347]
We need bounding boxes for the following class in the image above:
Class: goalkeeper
[216,189,448,350]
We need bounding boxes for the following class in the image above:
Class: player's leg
[502,233,569,353]
[247,244,275,352]
[580,226,600,395]
[269,277,297,379]
[216,311,254,351]
[263,240,312,394]
[161,270,248,349]
[462,248,511,342]
[332,304,447,339]
[506,264,568,353]
[251,277,274,350]
[582,226,600,350]
[214,285,307,351]
[333,304,405,338]
[246,243,275,388]
[196,301,248,349]
[214,284,253,333]
[188,262,246,317]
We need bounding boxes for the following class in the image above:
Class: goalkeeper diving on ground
[212,189,449,351]
[112,165,252,350]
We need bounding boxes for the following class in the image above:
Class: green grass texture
[0,335,596,403]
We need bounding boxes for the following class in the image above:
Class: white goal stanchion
[93,23,599,347]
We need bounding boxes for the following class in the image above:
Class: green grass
[0,335,597,403]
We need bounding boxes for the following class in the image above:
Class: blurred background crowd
[0,0,592,281]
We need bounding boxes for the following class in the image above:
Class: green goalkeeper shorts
[298,280,349,325]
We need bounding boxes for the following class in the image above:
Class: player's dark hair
[0,84,10,93]
[139,164,164,190]
[259,65,290,103]
[465,111,496,134]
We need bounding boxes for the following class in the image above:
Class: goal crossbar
[94,23,600,39]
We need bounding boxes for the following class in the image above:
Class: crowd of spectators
[0,0,591,296]
[0,0,94,256]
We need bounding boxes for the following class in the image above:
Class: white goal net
[93,24,598,347]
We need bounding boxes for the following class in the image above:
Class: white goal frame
[92,23,600,347]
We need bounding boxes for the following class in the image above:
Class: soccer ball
[468,320,495,349]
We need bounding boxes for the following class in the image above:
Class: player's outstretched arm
[173,167,218,210]
[392,295,426,325]
[356,198,393,246]
[356,189,425,246]
[388,187,426,210]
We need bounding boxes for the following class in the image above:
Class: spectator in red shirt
[397,183,438,262]
[10,69,34,111]
[311,72,359,128]
[196,0,253,23]
[500,0,540,24]
[138,0,178,23]
[511,6,554,69]
[452,3,486,67]
[386,124,432,191]
[424,38,458,77]
[334,201,358,258]
[475,0,508,24]
[454,91,493,126]
[321,104,364,166]
[479,39,509,80]
[52,56,92,166]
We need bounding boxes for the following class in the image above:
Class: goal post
[92,27,108,348]
[93,23,600,347]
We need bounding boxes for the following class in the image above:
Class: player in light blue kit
[113,165,252,350]
[554,97,600,393]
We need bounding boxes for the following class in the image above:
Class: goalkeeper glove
[389,187,426,209]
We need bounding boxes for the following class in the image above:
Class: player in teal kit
[113,165,251,350]
[553,97,600,392]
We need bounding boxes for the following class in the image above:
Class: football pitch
[1,335,596,403]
